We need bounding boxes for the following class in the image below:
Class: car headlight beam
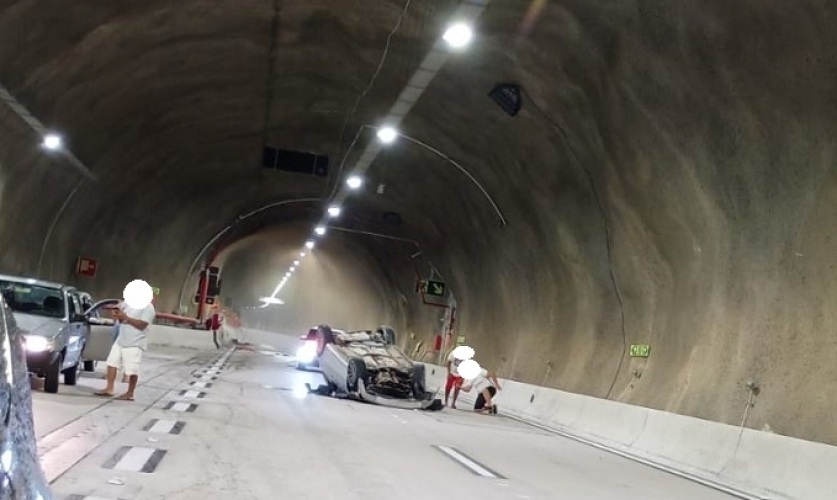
[25,336,50,352]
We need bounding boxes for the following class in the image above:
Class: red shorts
[446,373,463,392]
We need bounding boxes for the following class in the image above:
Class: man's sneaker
[491,405,498,415]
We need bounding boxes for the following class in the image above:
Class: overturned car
[313,324,440,410]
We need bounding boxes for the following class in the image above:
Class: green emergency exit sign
[630,344,651,357]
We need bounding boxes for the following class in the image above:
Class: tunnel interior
[0,0,835,449]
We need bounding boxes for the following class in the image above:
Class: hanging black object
[262,146,329,177]
[488,83,522,117]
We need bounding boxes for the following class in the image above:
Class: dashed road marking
[178,390,206,399]
[143,419,185,434]
[103,446,167,473]
[434,445,505,478]
[191,381,212,388]
[163,402,197,412]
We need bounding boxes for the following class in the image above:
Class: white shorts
[106,343,143,376]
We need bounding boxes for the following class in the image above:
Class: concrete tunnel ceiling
[0,0,836,446]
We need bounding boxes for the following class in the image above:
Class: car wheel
[346,357,367,393]
[83,360,96,372]
[63,361,80,386]
[44,354,62,394]
[316,325,335,357]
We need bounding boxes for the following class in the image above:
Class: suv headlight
[25,336,51,352]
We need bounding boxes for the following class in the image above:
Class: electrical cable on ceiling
[521,88,628,400]
[327,0,413,199]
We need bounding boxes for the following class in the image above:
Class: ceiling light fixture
[346,175,363,189]
[315,226,326,236]
[443,23,473,48]
[327,205,341,217]
[377,126,398,144]
[42,133,62,150]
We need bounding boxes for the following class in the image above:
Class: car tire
[378,326,396,345]
[44,354,62,394]
[63,362,80,386]
[412,363,426,399]
[346,357,368,393]
[316,325,335,357]
[83,360,96,372]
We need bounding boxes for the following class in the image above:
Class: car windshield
[0,280,66,318]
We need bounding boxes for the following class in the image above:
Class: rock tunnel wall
[380,0,837,445]
[0,0,834,450]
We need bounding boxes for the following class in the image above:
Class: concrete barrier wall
[147,324,216,350]
[420,363,835,500]
[146,325,299,352]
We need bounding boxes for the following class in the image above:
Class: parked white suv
[0,275,90,393]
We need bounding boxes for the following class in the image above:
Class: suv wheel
[44,354,62,394]
[63,360,80,386]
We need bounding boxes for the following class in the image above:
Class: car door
[64,293,87,370]
[82,299,119,362]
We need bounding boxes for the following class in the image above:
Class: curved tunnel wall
[0,0,834,450]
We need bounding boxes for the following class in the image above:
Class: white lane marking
[114,447,155,471]
[436,446,498,478]
[148,419,177,434]
[169,402,191,412]
[182,390,201,399]
[192,382,208,388]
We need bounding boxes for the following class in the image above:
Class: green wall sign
[630,344,651,357]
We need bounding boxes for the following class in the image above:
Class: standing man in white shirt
[461,366,501,414]
[95,299,156,401]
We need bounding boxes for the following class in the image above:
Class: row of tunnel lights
[259,22,475,306]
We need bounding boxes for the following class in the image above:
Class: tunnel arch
[0,0,835,446]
